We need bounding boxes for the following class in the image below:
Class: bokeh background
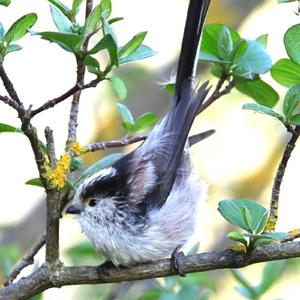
[1,0,300,299]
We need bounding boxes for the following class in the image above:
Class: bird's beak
[66,205,81,214]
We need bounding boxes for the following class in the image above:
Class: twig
[45,127,57,168]
[85,135,147,152]
[0,62,22,106]
[2,241,300,300]
[3,235,46,287]
[281,228,300,243]
[0,94,21,113]
[264,126,300,232]
[198,75,234,114]
[30,78,100,117]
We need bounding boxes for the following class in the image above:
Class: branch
[198,75,234,114]
[2,241,300,300]
[265,126,300,231]
[85,135,147,152]
[3,235,46,287]
[30,78,100,117]
[0,62,22,106]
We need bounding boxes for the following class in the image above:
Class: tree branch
[2,241,300,300]
[3,235,46,287]
[198,75,234,114]
[0,62,22,106]
[265,126,300,231]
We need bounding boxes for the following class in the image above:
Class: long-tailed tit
[66,0,211,268]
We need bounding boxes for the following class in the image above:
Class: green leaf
[227,231,248,246]
[218,199,268,233]
[278,0,297,2]
[5,13,37,44]
[198,51,229,64]
[235,77,279,108]
[122,121,135,133]
[100,0,112,19]
[138,289,163,300]
[271,58,300,87]
[242,206,254,233]
[283,84,300,119]
[83,55,100,75]
[133,113,157,132]
[77,153,123,184]
[242,103,285,123]
[165,83,175,96]
[101,18,118,66]
[258,261,285,294]
[25,178,43,187]
[48,0,69,17]
[119,44,156,64]
[37,31,81,53]
[231,269,257,299]
[50,5,71,33]
[284,24,300,65]
[255,34,268,48]
[116,103,134,124]
[289,114,300,125]
[110,76,127,101]
[254,209,269,234]
[200,24,240,61]
[70,0,83,20]
[0,22,5,42]
[5,44,22,54]
[109,17,124,25]
[0,0,10,7]
[232,40,272,79]
[217,26,233,60]
[82,4,102,39]
[0,123,22,133]
[88,34,116,54]
[232,40,248,62]
[119,31,147,58]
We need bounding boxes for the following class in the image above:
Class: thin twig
[3,235,46,287]
[30,78,100,117]
[198,74,234,114]
[264,126,300,232]
[85,135,147,152]
[45,127,57,168]
[0,94,21,113]
[281,228,300,243]
[2,241,300,300]
[0,62,22,106]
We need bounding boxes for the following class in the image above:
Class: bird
[66,0,212,270]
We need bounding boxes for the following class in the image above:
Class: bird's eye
[88,198,97,207]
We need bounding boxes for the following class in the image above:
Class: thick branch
[2,241,300,300]
[265,126,300,231]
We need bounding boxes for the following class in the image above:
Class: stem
[264,127,300,232]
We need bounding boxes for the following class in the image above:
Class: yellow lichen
[70,141,86,156]
[48,153,71,188]
[288,228,300,237]
[228,245,247,253]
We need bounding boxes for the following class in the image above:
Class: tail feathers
[143,82,210,210]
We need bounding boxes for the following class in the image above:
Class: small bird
[66,0,211,268]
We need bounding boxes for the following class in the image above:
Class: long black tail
[175,0,210,99]
[143,0,211,210]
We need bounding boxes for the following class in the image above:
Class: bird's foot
[171,244,186,277]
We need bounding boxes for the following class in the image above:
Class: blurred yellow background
[1,0,300,299]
